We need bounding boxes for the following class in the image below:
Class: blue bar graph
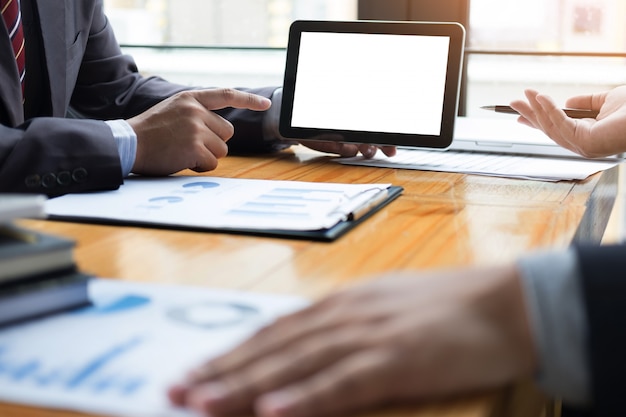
[225,186,348,219]
[36,369,63,386]
[0,336,146,396]
[12,360,40,381]
[74,294,151,316]
[66,336,143,389]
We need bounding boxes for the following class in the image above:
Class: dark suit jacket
[0,0,277,197]
[564,244,626,416]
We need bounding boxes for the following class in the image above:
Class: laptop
[448,116,621,160]
[279,20,466,149]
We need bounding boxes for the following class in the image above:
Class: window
[103,0,356,87]
[103,0,357,47]
[102,0,626,109]
[469,0,626,52]
[466,0,626,115]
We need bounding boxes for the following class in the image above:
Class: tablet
[279,20,466,148]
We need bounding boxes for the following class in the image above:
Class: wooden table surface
[2,146,619,417]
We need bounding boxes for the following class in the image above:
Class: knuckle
[193,158,217,173]
[182,120,204,138]
[220,88,238,102]
[177,102,200,119]
[206,155,219,170]
[209,116,234,141]
[212,141,229,159]
[223,375,256,400]
[176,90,195,102]
[222,122,235,139]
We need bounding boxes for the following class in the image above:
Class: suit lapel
[35,0,66,117]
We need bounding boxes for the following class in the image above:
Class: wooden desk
[2,146,619,417]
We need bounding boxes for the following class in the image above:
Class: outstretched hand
[510,87,626,158]
[168,265,536,417]
[128,88,271,176]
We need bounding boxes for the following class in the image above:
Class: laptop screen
[279,20,465,148]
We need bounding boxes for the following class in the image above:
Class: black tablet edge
[279,20,466,149]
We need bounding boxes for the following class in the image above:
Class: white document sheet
[337,148,620,181]
[45,176,391,231]
[0,194,47,223]
[0,279,307,417]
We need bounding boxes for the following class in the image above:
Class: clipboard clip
[330,188,390,222]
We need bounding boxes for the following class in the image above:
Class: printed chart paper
[0,279,307,417]
[45,176,392,231]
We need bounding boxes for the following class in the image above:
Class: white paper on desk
[0,279,307,417]
[45,176,391,231]
[0,194,47,223]
[338,148,620,181]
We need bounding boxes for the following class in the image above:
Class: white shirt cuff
[105,119,137,177]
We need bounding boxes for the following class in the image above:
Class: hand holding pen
[501,87,626,159]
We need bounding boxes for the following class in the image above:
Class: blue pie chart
[183,182,220,189]
[148,196,183,203]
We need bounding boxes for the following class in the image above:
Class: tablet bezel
[279,20,466,148]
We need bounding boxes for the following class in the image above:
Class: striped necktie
[1,0,25,100]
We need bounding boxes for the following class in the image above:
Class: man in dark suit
[166,89,626,416]
[0,0,393,197]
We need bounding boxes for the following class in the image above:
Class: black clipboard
[219,185,403,241]
[45,178,403,242]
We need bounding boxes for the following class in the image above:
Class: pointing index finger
[194,88,272,112]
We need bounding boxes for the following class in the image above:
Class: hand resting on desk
[168,265,536,417]
[510,86,626,158]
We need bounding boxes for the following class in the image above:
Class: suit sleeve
[575,243,626,416]
[0,118,124,197]
[518,249,590,404]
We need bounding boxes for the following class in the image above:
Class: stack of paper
[338,148,620,181]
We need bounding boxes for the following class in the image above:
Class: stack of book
[0,194,91,327]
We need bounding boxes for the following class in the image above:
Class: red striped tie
[1,0,25,100]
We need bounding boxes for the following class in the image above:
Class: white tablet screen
[291,32,450,136]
